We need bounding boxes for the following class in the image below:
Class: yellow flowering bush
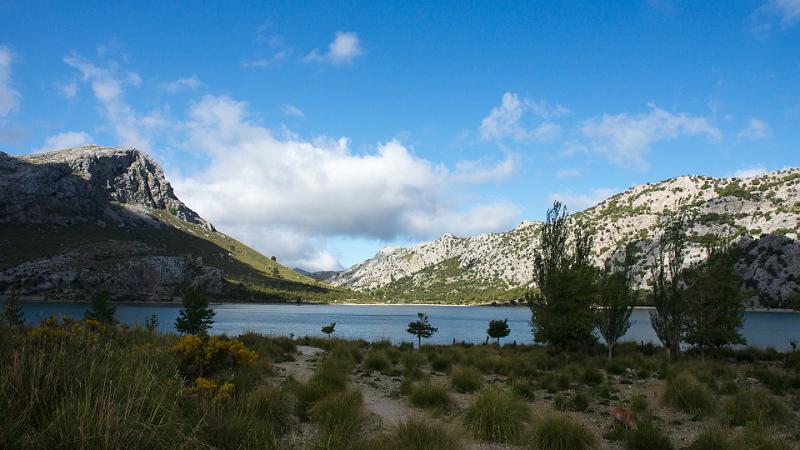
[182,377,235,402]
[171,335,257,377]
[215,382,235,402]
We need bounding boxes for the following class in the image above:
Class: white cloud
[451,158,515,184]
[731,165,768,178]
[64,54,168,150]
[556,168,581,178]
[57,81,78,99]
[578,103,721,170]
[737,118,771,142]
[0,45,21,124]
[35,131,94,152]
[283,104,304,117]
[772,0,800,24]
[479,92,566,143]
[548,188,618,212]
[160,75,200,93]
[303,31,363,65]
[751,0,800,33]
[172,95,521,269]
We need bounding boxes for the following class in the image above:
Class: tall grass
[313,390,364,450]
[725,387,790,427]
[463,387,529,443]
[449,366,482,393]
[366,416,462,450]
[408,382,451,411]
[662,373,717,417]
[529,412,595,450]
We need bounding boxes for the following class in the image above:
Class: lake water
[17,303,800,351]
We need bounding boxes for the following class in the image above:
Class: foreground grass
[2,321,799,449]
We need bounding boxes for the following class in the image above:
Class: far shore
[8,295,798,313]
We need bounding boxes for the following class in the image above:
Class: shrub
[368,416,462,450]
[624,421,673,450]
[662,373,716,417]
[511,379,537,400]
[687,428,736,450]
[571,390,592,412]
[581,366,605,385]
[726,387,790,426]
[630,393,649,414]
[464,387,529,443]
[449,366,482,393]
[529,412,595,450]
[409,382,451,411]
[400,351,426,379]
[429,354,453,372]
[363,350,392,373]
[171,335,257,377]
[313,390,364,449]
[214,384,293,449]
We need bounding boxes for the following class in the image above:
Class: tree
[175,288,215,336]
[145,314,159,332]
[321,322,336,338]
[487,318,511,344]
[85,290,118,325]
[2,289,25,326]
[682,243,746,359]
[649,214,688,361]
[407,312,438,348]
[529,201,598,350]
[596,245,636,359]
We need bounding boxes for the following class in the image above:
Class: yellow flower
[215,382,235,402]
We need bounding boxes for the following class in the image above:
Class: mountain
[0,145,352,302]
[329,169,800,307]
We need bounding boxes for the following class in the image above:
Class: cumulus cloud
[64,54,169,150]
[35,131,94,152]
[160,75,200,93]
[0,45,21,124]
[283,104,304,117]
[731,165,768,178]
[479,92,567,143]
[303,31,363,65]
[548,188,618,212]
[172,95,520,269]
[737,118,771,142]
[578,103,721,170]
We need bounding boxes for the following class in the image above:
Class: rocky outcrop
[0,145,212,230]
[330,169,800,307]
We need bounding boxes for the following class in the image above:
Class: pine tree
[529,201,598,350]
[487,318,511,344]
[85,290,118,325]
[2,289,25,326]
[175,288,215,336]
[596,244,636,359]
[407,312,438,348]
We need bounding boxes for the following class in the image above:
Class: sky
[1,1,799,271]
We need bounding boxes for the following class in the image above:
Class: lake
[17,303,800,351]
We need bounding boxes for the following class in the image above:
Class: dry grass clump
[449,366,482,393]
[463,387,530,443]
[529,411,595,450]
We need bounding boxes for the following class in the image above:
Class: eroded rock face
[329,169,800,307]
[0,241,223,300]
[0,145,213,230]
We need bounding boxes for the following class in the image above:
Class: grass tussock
[312,389,364,449]
[366,416,462,450]
[687,428,737,450]
[449,366,482,393]
[409,382,451,411]
[662,373,716,417]
[725,387,790,427]
[529,412,595,450]
[623,421,673,450]
[363,349,392,373]
[463,387,529,443]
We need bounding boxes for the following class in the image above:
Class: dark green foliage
[175,288,215,336]
[84,290,117,325]
[596,245,636,359]
[322,322,336,338]
[429,354,452,372]
[2,289,25,326]
[409,382,451,411]
[725,387,790,426]
[662,373,716,417]
[363,349,391,373]
[487,318,511,344]
[530,412,595,450]
[463,387,529,443]
[406,312,438,348]
[624,421,674,450]
[649,214,688,361]
[683,244,746,355]
[449,366,482,392]
[529,201,598,350]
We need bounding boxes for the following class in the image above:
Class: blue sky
[1,0,798,271]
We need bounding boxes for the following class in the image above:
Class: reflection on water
[18,303,800,351]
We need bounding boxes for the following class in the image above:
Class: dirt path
[274,345,324,382]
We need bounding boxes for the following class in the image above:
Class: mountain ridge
[326,168,800,307]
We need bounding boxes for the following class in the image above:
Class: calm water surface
[18,303,800,351]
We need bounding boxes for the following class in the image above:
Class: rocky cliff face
[0,146,332,301]
[328,169,800,307]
